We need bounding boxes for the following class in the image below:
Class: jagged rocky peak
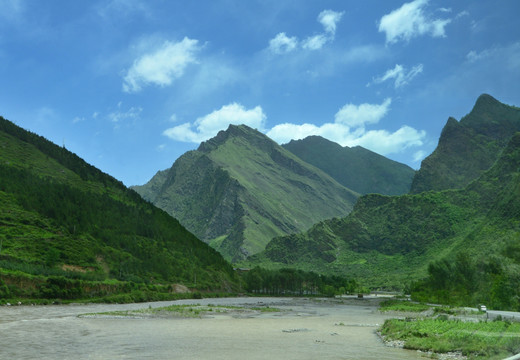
[410,94,520,194]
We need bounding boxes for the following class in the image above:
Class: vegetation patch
[380,317,520,359]
[379,299,432,313]
[81,303,283,319]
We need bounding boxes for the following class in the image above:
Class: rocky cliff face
[410,94,520,193]
[133,124,359,262]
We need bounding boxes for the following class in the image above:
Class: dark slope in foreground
[283,136,415,195]
[0,116,237,299]
[133,125,359,262]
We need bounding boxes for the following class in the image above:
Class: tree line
[242,267,359,296]
[411,251,520,311]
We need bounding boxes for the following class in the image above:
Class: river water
[0,297,427,359]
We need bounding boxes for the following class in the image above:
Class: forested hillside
[0,116,238,301]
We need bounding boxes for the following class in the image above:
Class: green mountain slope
[247,96,520,292]
[0,116,237,299]
[133,125,359,262]
[283,136,415,195]
[410,94,520,193]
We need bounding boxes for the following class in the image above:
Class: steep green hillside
[133,125,359,262]
[283,136,415,195]
[410,94,520,193]
[0,116,237,300]
[247,97,520,294]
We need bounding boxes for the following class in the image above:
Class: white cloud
[72,116,85,124]
[268,9,344,53]
[267,98,425,156]
[371,63,423,88]
[302,34,329,50]
[269,32,298,54]
[108,105,142,123]
[413,150,427,162]
[350,126,425,154]
[163,99,425,158]
[318,10,344,35]
[163,103,266,143]
[122,37,200,93]
[466,42,520,70]
[378,0,452,44]
[335,98,391,127]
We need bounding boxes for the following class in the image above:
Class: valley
[1,93,520,314]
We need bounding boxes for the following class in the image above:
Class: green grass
[380,317,520,359]
[379,300,432,313]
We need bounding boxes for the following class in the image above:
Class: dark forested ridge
[283,136,415,195]
[133,124,359,262]
[0,116,238,301]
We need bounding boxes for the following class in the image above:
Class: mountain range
[246,94,520,290]
[133,124,416,262]
[2,92,519,307]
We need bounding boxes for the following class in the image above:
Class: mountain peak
[198,124,270,153]
[410,94,520,193]
[473,93,500,110]
[136,124,358,261]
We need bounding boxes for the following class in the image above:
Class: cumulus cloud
[163,103,266,143]
[370,63,423,88]
[123,37,200,93]
[378,0,451,44]
[268,9,344,53]
[335,98,392,127]
[318,9,344,35]
[267,98,425,156]
[350,126,425,154]
[269,32,298,54]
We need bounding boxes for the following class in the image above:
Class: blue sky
[1,0,519,186]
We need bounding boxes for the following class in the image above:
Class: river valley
[0,297,428,359]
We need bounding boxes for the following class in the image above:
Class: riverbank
[377,300,520,359]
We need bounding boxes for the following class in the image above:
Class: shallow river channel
[0,297,428,359]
